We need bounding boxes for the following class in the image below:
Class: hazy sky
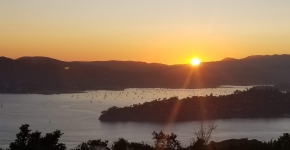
[1,0,290,64]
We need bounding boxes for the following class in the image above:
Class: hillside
[1,54,290,94]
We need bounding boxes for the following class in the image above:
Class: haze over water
[1,86,290,149]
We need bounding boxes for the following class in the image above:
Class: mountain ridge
[1,54,290,94]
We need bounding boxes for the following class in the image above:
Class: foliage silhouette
[111,138,130,150]
[9,124,66,150]
[3,124,290,150]
[73,139,110,150]
[111,138,153,150]
[128,142,153,150]
[190,123,217,150]
[152,131,181,150]
[267,133,290,150]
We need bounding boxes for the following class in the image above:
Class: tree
[129,142,153,150]
[9,124,34,150]
[73,139,110,150]
[270,133,290,150]
[152,130,181,150]
[111,138,153,150]
[111,138,130,150]
[9,124,66,150]
[190,123,217,150]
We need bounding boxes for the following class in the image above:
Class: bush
[152,130,181,150]
[190,123,217,150]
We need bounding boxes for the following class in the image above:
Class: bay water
[1,86,289,148]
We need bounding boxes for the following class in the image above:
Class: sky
[1,0,290,64]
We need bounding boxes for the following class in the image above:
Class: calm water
[1,86,290,148]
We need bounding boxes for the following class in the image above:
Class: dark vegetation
[1,54,290,94]
[1,124,66,150]
[2,123,290,150]
[100,87,290,122]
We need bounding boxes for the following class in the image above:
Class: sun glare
[190,58,200,66]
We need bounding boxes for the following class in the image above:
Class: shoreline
[0,85,254,95]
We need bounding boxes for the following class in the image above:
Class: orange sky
[1,1,290,64]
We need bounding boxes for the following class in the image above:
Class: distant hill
[221,57,237,61]
[1,54,290,94]
[76,60,168,72]
[274,82,290,91]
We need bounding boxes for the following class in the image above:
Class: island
[99,87,290,122]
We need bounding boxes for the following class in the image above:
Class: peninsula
[99,87,290,122]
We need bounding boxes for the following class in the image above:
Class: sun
[190,58,200,66]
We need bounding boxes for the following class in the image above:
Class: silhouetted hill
[76,60,168,72]
[16,56,64,65]
[0,57,14,70]
[274,82,290,91]
[221,57,237,61]
[1,54,290,94]
[99,87,290,122]
[0,56,13,62]
[0,57,143,94]
[206,54,290,67]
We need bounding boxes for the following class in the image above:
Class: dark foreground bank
[1,124,290,150]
